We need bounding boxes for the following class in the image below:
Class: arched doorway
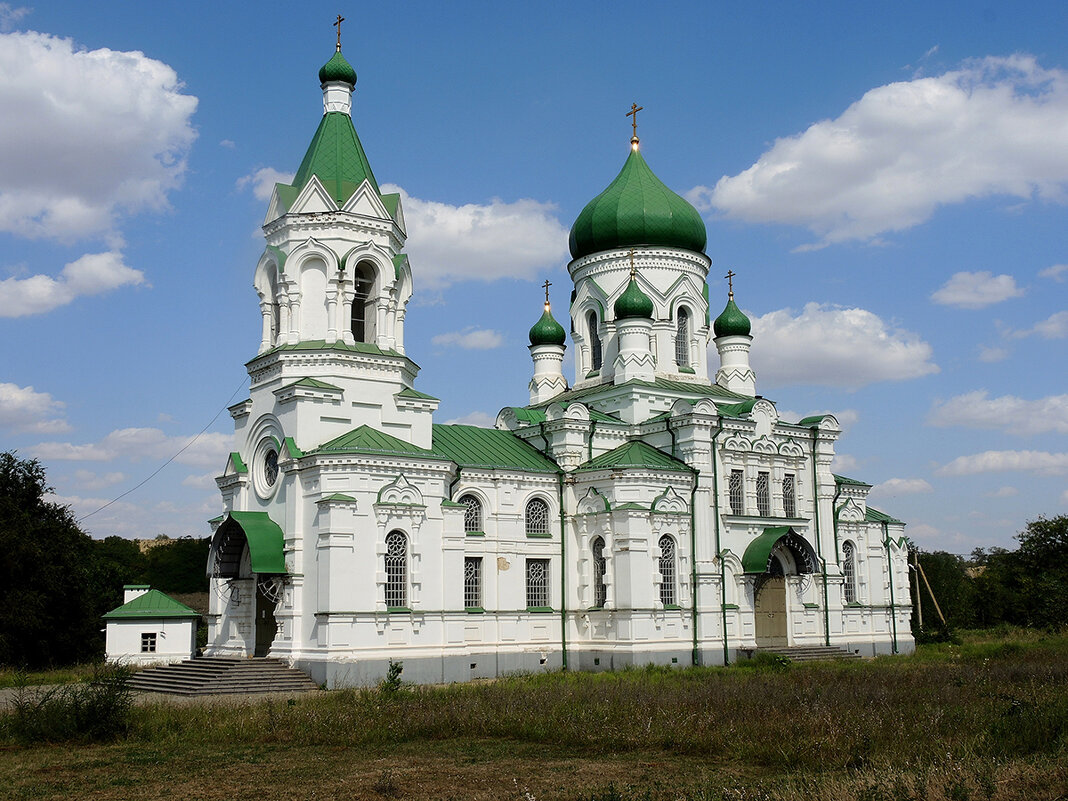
[754,575,787,646]
[743,527,819,648]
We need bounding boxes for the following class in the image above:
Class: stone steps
[745,645,862,662]
[129,657,319,696]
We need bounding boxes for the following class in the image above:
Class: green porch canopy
[742,526,819,574]
[208,511,287,577]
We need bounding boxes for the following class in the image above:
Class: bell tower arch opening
[351,260,377,343]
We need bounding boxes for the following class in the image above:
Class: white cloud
[0,4,30,32]
[988,486,1018,498]
[381,184,569,289]
[31,427,230,470]
[928,390,1068,435]
[219,139,235,149]
[0,31,197,241]
[743,303,938,389]
[1039,263,1068,282]
[930,271,1024,309]
[978,345,1009,363]
[0,382,70,433]
[0,251,145,317]
[831,453,859,474]
[695,55,1068,248]
[431,327,503,350]
[73,469,126,491]
[938,450,1068,476]
[236,167,295,202]
[871,477,934,496]
[1029,311,1068,339]
[181,472,218,489]
[443,411,497,428]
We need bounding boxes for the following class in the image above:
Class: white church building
[205,43,913,686]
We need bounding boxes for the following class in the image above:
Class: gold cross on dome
[725,269,736,299]
[627,103,644,139]
[629,249,637,279]
[542,279,552,306]
[334,14,345,50]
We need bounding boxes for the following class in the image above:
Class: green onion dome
[529,306,567,346]
[614,277,655,320]
[569,147,707,260]
[713,297,751,337]
[319,50,357,86]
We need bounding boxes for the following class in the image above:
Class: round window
[252,435,283,499]
[264,448,279,487]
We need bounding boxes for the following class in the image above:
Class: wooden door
[755,577,788,647]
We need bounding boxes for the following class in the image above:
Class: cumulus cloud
[928,390,1068,435]
[1039,263,1068,282]
[31,427,230,470]
[0,31,197,241]
[693,55,1068,248]
[1019,310,1068,339]
[930,271,1024,309]
[431,327,504,350]
[236,167,295,202]
[938,450,1068,476]
[443,411,497,427]
[0,4,30,32]
[978,345,1009,363]
[743,303,938,389]
[871,477,934,496]
[0,251,144,316]
[380,183,569,289]
[988,486,1018,498]
[73,469,126,491]
[0,382,69,433]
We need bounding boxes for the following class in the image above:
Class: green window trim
[678,366,696,374]
[526,606,554,613]
[721,603,740,610]
[585,369,600,379]
[465,607,485,614]
[663,603,682,611]
[803,602,819,609]
[386,606,412,614]
[465,530,486,537]
[526,532,553,539]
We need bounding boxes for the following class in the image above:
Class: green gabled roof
[577,440,692,473]
[865,507,905,525]
[431,424,560,473]
[833,474,872,488]
[614,502,649,511]
[718,398,759,418]
[395,387,439,401]
[272,184,300,217]
[532,376,746,410]
[798,414,833,427]
[283,437,304,459]
[382,194,401,222]
[228,452,247,473]
[103,589,199,620]
[292,112,381,206]
[282,377,343,392]
[506,406,622,426]
[318,492,357,503]
[316,425,436,458]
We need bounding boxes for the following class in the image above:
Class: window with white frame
[591,536,607,608]
[526,559,550,609]
[658,535,677,606]
[384,530,408,608]
[140,632,157,653]
[783,473,796,518]
[757,472,771,517]
[460,493,483,533]
[842,541,857,604]
[675,307,690,368]
[525,497,550,536]
[464,556,482,609]
[729,469,744,514]
[587,311,602,371]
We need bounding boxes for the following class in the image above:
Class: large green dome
[319,50,357,85]
[569,147,707,260]
[713,297,751,337]
[614,276,654,320]
[529,307,567,346]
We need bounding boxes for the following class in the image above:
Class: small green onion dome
[713,297,751,337]
[569,147,707,260]
[529,306,567,346]
[319,50,357,86]
[614,277,655,320]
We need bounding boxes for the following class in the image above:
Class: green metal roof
[507,406,621,426]
[318,49,357,85]
[282,377,342,391]
[713,297,751,337]
[382,194,401,222]
[741,526,819,575]
[254,339,412,363]
[228,452,248,473]
[614,502,649,511]
[614,276,655,320]
[318,492,357,503]
[283,437,304,459]
[569,146,707,260]
[317,425,436,458]
[717,399,759,418]
[532,376,746,410]
[292,111,381,206]
[219,512,287,575]
[833,474,872,487]
[865,507,905,525]
[395,387,439,401]
[529,307,567,346]
[431,424,560,473]
[576,440,692,473]
[103,589,199,620]
[798,414,834,427]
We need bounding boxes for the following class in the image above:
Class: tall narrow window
[460,494,482,533]
[783,474,796,518]
[757,472,771,517]
[729,469,744,515]
[464,556,482,609]
[658,535,677,606]
[675,307,690,368]
[842,541,857,604]
[587,311,602,371]
[384,530,408,609]
[591,536,607,609]
[525,498,549,536]
[526,559,550,609]
[351,262,374,342]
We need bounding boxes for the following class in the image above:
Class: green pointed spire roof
[292,111,381,205]
[529,306,567,346]
[614,276,654,320]
[713,296,751,337]
[319,49,357,85]
[569,146,707,260]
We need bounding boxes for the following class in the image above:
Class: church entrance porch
[254,579,279,657]
[742,526,820,649]
[754,576,788,647]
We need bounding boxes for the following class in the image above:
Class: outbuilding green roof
[577,440,692,473]
[431,424,560,473]
[103,590,199,620]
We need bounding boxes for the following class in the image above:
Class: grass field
[1,628,1066,800]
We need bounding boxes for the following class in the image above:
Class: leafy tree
[1014,515,1068,628]
[912,550,977,632]
[142,536,209,593]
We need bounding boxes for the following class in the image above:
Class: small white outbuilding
[103,585,200,666]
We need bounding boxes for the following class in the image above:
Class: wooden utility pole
[916,561,946,626]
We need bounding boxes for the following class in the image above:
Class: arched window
[587,311,602,372]
[842,541,857,604]
[675,307,690,368]
[459,493,482,533]
[592,536,607,608]
[384,530,408,608]
[351,262,375,342]
[525,497,550,537]
[658,535,677,606]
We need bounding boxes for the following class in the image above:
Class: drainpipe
[884,521,898,654]
[588,420,597,462]
[558,470,568,670]
[710,419,728,666]
[810,427,830,647]
[831,484,843,564]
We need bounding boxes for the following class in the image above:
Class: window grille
[658,536,677,606]
[783,473,796,518]
[675,308,690,367]
[729,470,744,515]
[842,542,857,603]
[588,311,602,371]
[460,494,482,532]
[384,530,408,608]
[526,559,550,608]
[525,498,550,536]
[464,557,482,609]
[757,472,771,517]
[592,536,607,608]
[140,632,157,653]
[351,262,374,342]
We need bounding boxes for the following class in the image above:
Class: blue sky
[1,1,1065,551]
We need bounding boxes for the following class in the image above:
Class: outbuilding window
[141,632,157,653]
